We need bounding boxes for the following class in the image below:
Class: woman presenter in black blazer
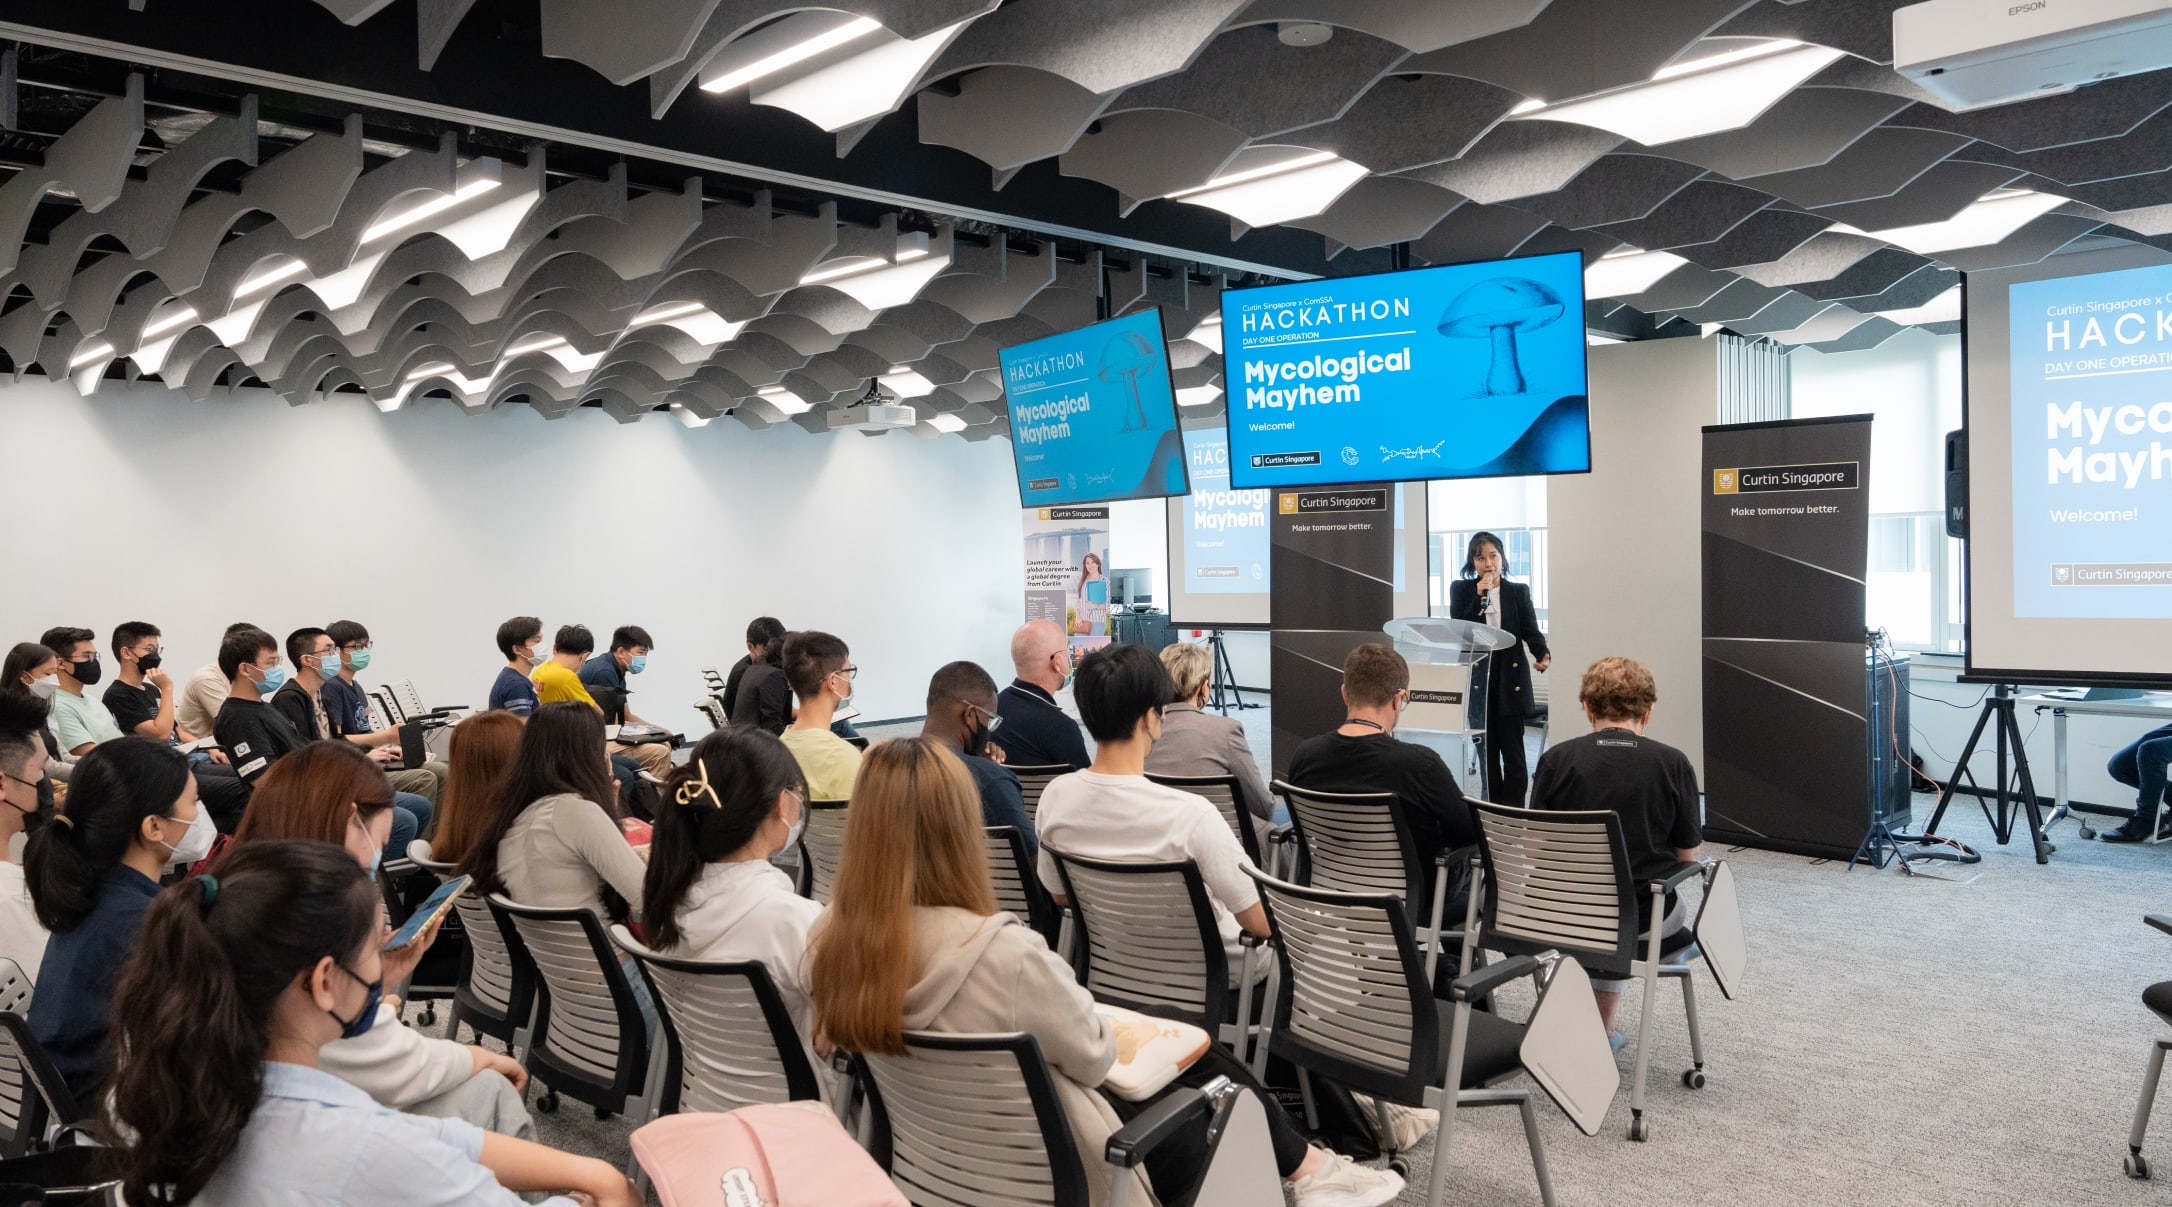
[1448,531,1551,806]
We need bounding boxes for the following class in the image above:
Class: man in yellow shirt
[533,625,673,779]
[779,630,863,801]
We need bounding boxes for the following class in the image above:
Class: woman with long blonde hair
[805,738,1388,1207]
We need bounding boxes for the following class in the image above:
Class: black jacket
[1448,576,1549,720]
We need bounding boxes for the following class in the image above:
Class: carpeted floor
[426,708,2172,1206]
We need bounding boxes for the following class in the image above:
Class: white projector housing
[826,403,918,431]
[1894,0,2172,111]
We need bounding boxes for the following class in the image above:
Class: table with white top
[2022,692,2172,842]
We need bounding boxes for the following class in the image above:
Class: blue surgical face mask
[368,842,383,881]
[254,663,287,695]
[346,649,372,672]
[329,963,383,1040]
[628,654,648,675]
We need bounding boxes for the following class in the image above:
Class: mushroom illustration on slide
[1438,277,1564,396]
[1098,331,1159,431]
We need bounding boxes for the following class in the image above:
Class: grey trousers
[402,1069,537,1141]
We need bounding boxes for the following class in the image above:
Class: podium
[1384,617,1515,769]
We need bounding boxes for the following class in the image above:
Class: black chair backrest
[858,1031,1089,1207]
[985,826,1059,943]
[1469,801,1637,975]
[612,927,821,1115]
[1043,850,1228,1031]
[1274,780,1429,926]
[1006,765,1072,825]
[1247,869,1439,1106]
[491,896,652,1114]
[1145,772,1260,865]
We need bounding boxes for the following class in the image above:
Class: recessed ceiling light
[1510,98,1547,116]
[1874,285,1963,326]
[1864,190,2065,254]
[700,16,881,93]
[880,368,935,398]
[669,401,713,428]
[362,178,502,244]
[1514,41,1842,145]
[504,334,568,356]
[1164,149,1368,227]
[1651,38,1802,80]
[1584,249,1688,298]
[68,341,114,370]
[142,304,199,339]
[235,258,308,299]
[1166,150,1338,201]
[758,385,813,414]
[631,301,705,325]
[925,412,967,432]
[405,361,456,382]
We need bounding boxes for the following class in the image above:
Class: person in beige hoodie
[806,737,1402,1207]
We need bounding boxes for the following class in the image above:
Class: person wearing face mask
[102,621,252,832]
[488,616,546,718]
[102,841,637,1207]
[273,628,433,855]
[577,625,654,725]
[919,660,1034,857]
[23,737,214,1101]
[777,631,863,801]
[639,728,824,1077]
[0,692,54,978]
[3,642,68,801]
[213,627,309,787]
[37,626,123,757]
[175,621,264,742]
[996,619,1092,771]
[321,620,453,810]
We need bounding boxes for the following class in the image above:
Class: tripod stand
[1920,683,2050,864]
[1204,629,1259,713]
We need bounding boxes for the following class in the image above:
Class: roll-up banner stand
[1701,415,1875,858]
[1269,484,1396,777]
[1025,506,1114,663]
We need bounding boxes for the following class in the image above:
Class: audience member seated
[176,620,259,740]
[101,621,250,831]
[1145,641,1278,831]
[103,841,637,1207]
[1035,644,1265,975]
[228,741,534,1136]
[458,701,645,921]
[489,616,545,718]
[270,628,432,857]
[995,620,1091,770]
[920,660,1034,855]
[0,693,51,978]
[643,727,821,1068]
[778,630,862,800]
[2100,718,2172,843]
[322,618,454,811]
[24,738,212,1101]
[726,616,792,735]
[535,624,672,783]
[1285,642,1479,927]
[1530,656,1703,1039]
[426,711,524,867]
[578,624,653,724]
[38,627,121,755]
[806,737,1403,1207]
[213,626,306,787]
[4,643,65,798]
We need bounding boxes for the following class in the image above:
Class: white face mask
[782,790,807,850]
[160,808,218,868]
[28,676,57,701]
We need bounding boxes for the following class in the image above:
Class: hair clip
[197,875,219,909]
[52,814,73,829]
[674,760,723,809]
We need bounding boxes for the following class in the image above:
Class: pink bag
[629,1103,906,1207]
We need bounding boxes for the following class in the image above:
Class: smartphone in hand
[386,874,470,951]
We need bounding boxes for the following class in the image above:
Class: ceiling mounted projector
[1894,0,2172,110]
[827,402,918,431]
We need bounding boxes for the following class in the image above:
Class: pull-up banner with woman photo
[1024,505,1113,661]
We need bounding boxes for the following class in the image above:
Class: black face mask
[962,718,990,758]
[71,657,103,688]
[137,651,162,674]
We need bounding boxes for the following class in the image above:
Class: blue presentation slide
[1221,250,1589,488]
[1002,308,1188,507]
[1177,427,1271,594]
[2008,264,2172,619]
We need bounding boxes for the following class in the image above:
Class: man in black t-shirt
[1286,643,1477,922]
[1530,655,1703,1032]
[212,627,306,785]
[102,621,250,831]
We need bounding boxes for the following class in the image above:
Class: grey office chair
[611,927,824,1116]
[794,798,850,904]
[2123,913,2172,1179]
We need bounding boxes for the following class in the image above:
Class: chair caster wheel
[534,1090,559,1114]
[1387,1159,1409,1179]
[1628,1116,1649,1142]
[595,1107,613,1120]
[2080,824,2098,839]
[418,1004,436,1027]
[1682,1068,1706,1090]
[2126,1152,2151,1179]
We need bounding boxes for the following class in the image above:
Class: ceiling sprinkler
[1098,331,1158,431]
[1438,277,1564,396]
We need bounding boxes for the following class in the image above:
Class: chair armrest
[1105,1080,1223,1169]
[1449,954,1540,1003]
[2148,914,2172,938]
[1267,825,1296,846]
[1238,931,1265,949]
[1648,860,1709,894]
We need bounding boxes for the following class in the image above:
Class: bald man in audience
[994,620,1091,770]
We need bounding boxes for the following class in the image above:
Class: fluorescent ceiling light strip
[68,342,114,369]
[1165,150,1337,201]
[702,16,881,92]
[362,178,502,244]
[505,334,568,356]
[142,305,199,339]
[925,412,966,432]
[1513,42,1840,145]
[235,259,308,299]
[799,248,924,287]
[1510,98,1546,115]
[405,361,455,382]
[1651,39,1799,80]
[632,301,706,324]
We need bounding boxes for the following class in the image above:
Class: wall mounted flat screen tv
[1221,250,1590,488]
[1001,308,1189,507]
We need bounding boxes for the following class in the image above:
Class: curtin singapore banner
[1024,505,1113,663]
[1701,415,1874,859]
[1221,249,1589,488]
[1001,308,1189,508]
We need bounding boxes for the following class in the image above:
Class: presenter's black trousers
[1481,707,1529,807]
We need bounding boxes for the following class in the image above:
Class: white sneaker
[1290,1152,1405,1207]
[1352,1093,1440,1150]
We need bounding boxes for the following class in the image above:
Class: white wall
[0,377,1025,731]
[1548,337,1714,775]
[1790,327,1961,514]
